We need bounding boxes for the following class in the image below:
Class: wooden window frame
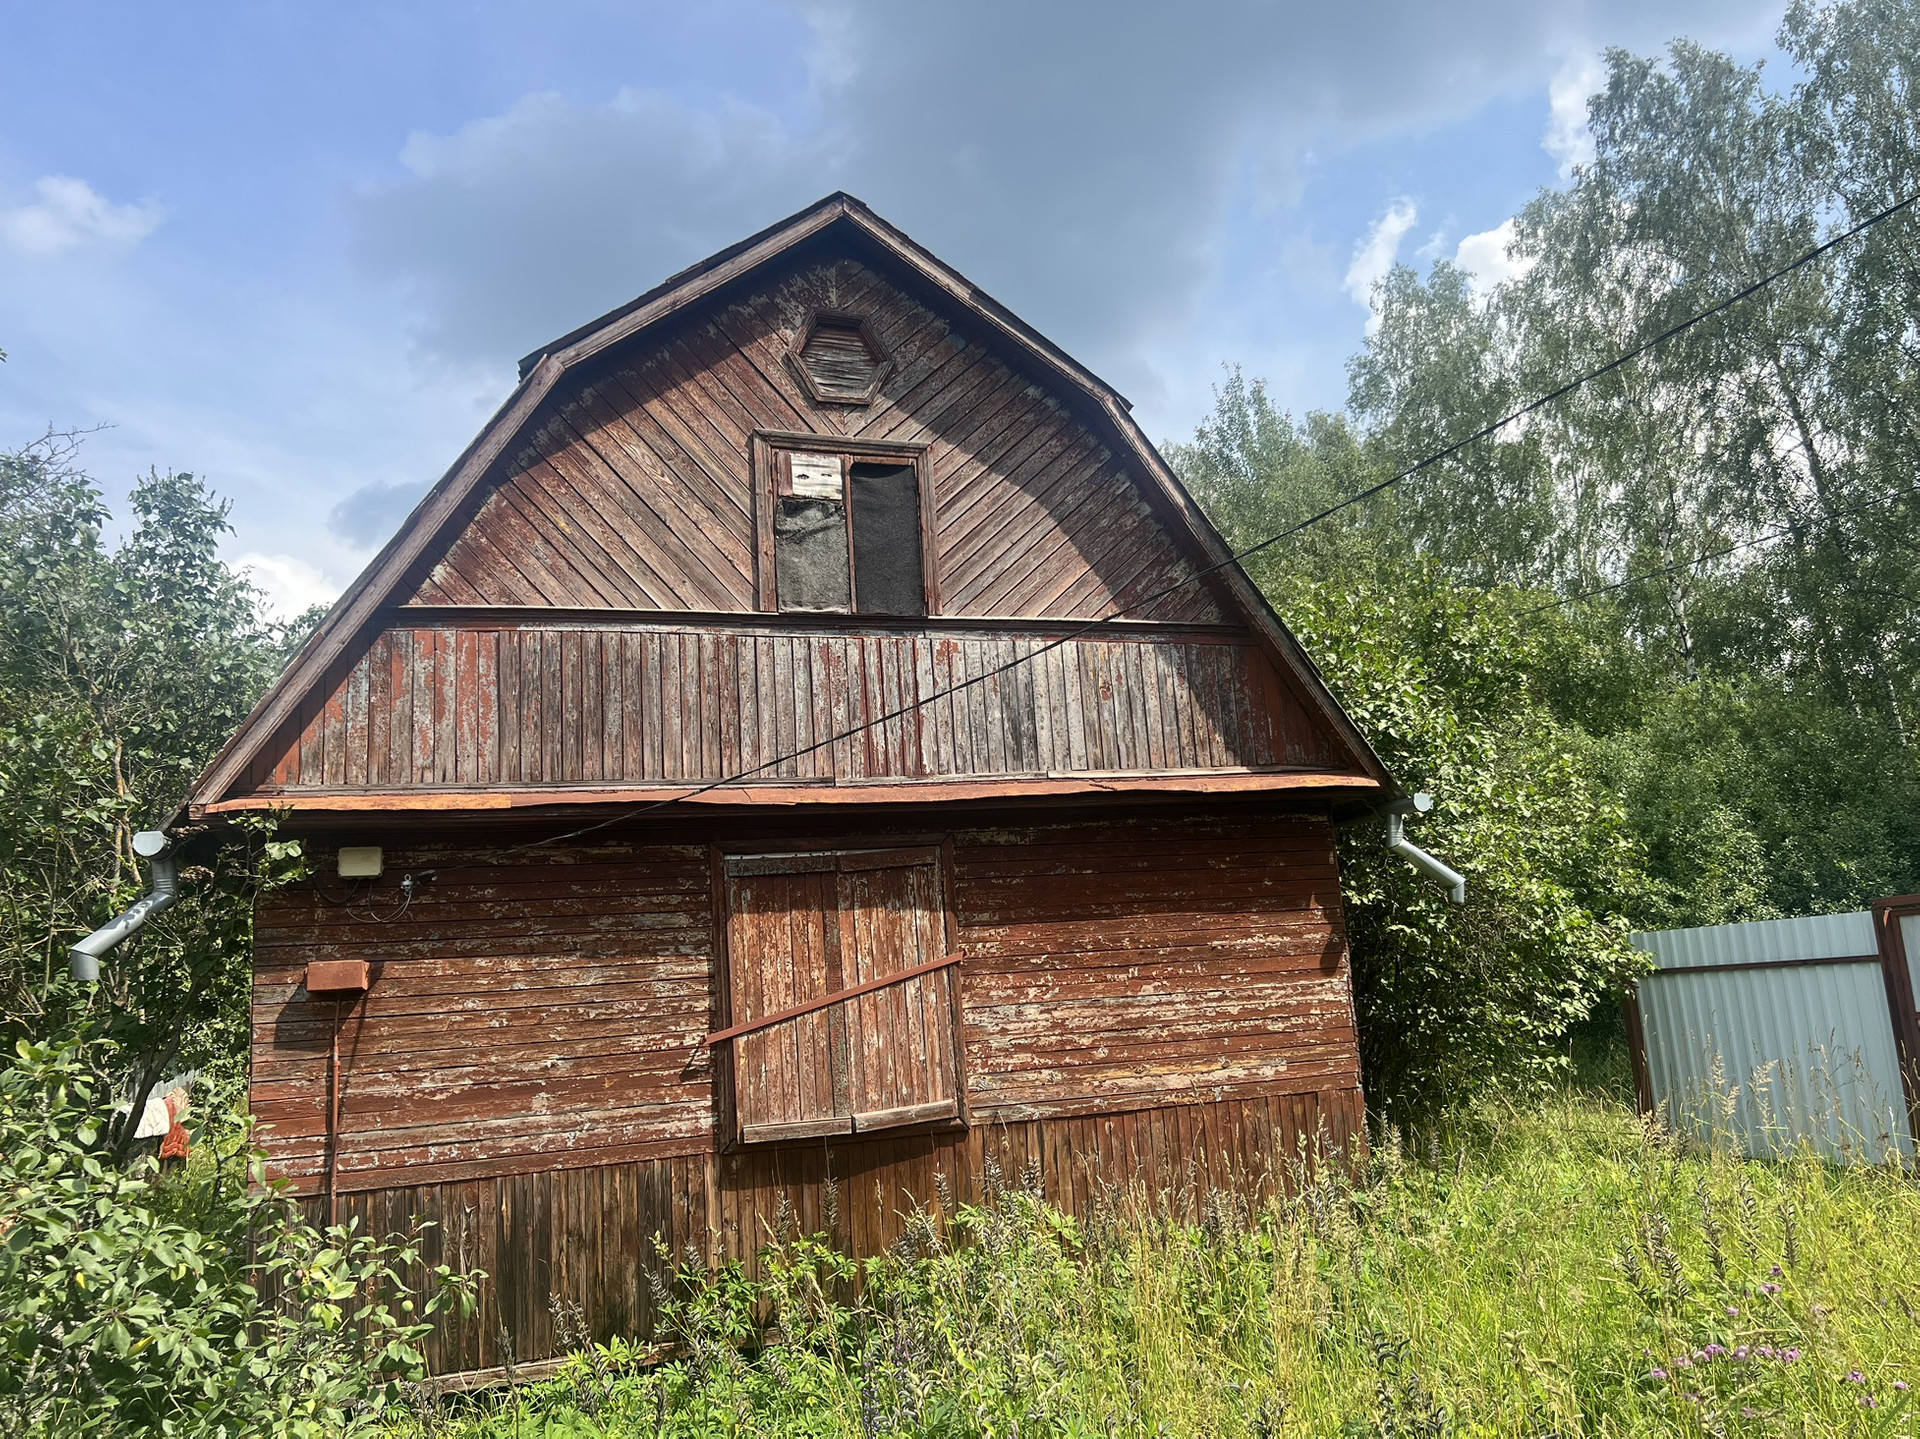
[750,430,941,616]
[785,308,894,408]
[709,836,967,1151]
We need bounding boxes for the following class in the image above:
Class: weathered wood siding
[241,624,1340,795]
[397,249,1229,625]
[252,812,1358,1195]
[308,1088,1364,1377]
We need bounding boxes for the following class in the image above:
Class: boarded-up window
[850,463,925,616]
[722,847,961,1143]
[772,450,927,616]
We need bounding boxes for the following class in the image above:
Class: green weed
[384,1089,1920,1437]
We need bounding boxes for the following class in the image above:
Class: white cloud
[1453,217,1536,294]
[344,0,1770,419]
[356,89,817,363]
[236,552,340,620]
[1344,199,1418,320]
[0,175,163,258]
[1545,53,1606,178]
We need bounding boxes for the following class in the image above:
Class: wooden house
[188,194,1395,1378]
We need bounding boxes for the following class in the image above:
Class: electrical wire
[1520,484,1920,616]
[405,186,1920,879]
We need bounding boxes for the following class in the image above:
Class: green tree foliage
[1174,378,1650,1115]
[0,433,311,1073]
[0,1028,476,1436]
[1175,0,1920,1111]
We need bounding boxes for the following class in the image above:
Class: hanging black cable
[408,187,1920,877]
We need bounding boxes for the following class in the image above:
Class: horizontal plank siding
[253,810,1363,1377]
[253,812,1356,1189]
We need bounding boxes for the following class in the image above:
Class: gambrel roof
[189,193,1390,816]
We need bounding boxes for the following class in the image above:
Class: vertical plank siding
[253,626,1336,793]
[308,1088,1364,1378]
[401,254,1228,626]
[251,811,1363,1373]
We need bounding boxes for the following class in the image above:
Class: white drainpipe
[70,831,178,983]
[1386,795,1466,905]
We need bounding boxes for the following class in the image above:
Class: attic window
[771,448,928,616]
[790,312,890,406]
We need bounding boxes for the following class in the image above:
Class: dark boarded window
[722,848,962,1144]
[773,450,927,616]
[850,463,925,616]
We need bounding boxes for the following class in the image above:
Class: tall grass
[387,1084,1920,1437]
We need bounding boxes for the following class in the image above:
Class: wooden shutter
[724,860,849,1142]
[838,850,959,1129]
[723,848,961,1143]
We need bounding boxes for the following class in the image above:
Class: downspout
[1385,795,1466,905]
[69,830,178,982]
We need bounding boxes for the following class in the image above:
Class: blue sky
[0,0,1782,615]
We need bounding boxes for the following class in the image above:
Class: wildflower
[1704,1344,1725,1358]
[1675,1356,1693,1369]
[1649,1369,1668,1381]
[1863,1396,1878,1409]
[1769,1264,1783,1277]
[1895,1381,1910,1393]
[1782,1348,1802,1364]
[1693,1350,1707,1363]
[1761,1282,1781,1296]
[1756,1346,1775,1358]
[1847,1371,1867,1384]
[1726,1306,1739,1318]
[1733,1346,1750,1361]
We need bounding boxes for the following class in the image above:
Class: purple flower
[1782,1348,1802,1364]
[1734,1346,1751,1361]
[1761,1282,1781,1296]
[1757,1346,1775,1358]
[1726,1306,1739,1318]
[1675,1356,1694,1369]
[1848,1371,1867,1384]
[1864,1396,1878,1409]
[1895,1381,1910,1393]
[1649,1368,1668,1381]
[1770,1264,1783,1277]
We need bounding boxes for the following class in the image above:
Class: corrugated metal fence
[1630,904,1920,1165]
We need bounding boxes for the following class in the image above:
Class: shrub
[0,1029,478,1437]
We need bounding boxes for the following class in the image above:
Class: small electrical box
[338,846,384,878]
[305,960,370,995]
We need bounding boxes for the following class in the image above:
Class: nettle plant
[0,1027,479,1437]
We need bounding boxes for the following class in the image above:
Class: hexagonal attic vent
[791,312,890,405]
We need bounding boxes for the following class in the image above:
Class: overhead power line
[1521,485,1920,616]
[415,187,1920,874]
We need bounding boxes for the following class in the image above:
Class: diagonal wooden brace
[705,951,965,1048]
